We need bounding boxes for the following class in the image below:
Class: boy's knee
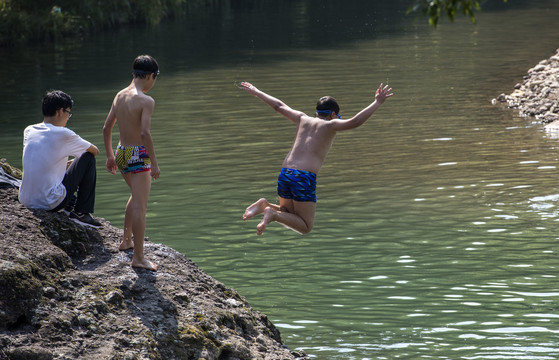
[299,222,313,235]
[80,151,96,165]
[130,201,148,212]
[300,227,313,235]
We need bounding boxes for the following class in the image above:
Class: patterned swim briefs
[115,144,151,174]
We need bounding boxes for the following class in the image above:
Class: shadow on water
[0,0,526,123]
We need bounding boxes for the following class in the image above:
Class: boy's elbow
[103,125,115,140]
[88,145,100,156]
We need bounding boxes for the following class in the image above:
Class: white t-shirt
[18,122,92,210]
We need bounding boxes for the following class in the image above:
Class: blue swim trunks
[277,168,317,203]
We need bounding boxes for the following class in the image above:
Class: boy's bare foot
[131,258,158,271]
[243,198,268,220]
[256,207,275,235]
[119,238,134,251]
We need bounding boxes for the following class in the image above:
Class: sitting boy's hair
[316,96,340,115]
[42,90,73,117]
[133,55,159,79]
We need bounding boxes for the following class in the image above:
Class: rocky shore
[493,48,559,125]
[0,160,308,360]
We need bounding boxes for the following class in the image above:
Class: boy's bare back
[282,116,337,174]
[112,84,155,146]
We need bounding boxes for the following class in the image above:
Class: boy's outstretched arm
[330,83,393,132]
[239,82,305,124]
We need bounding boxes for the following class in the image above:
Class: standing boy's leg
[128,171,157,271]
[119,173,134,251]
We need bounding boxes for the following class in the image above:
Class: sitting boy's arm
[239,82,305,124]
[330,83,393,132]
[87,144,100,156]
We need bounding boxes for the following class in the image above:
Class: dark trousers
[52,152,97,214]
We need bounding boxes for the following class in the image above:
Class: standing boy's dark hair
[316,96,340,115]
[133,55,160,79]
[42,90,74,117]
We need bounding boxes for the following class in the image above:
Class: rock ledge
[493,48,559,125]
[0,182,308,360]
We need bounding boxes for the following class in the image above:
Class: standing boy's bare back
[106,81,160,176]
[103,55,160,271]
[112,88,153,143]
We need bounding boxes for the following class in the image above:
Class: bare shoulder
[113,87,132,106]
[297,116,337,140]
[324,117,355,132]
[301,115,329,125]
[143,93,155,105]
[309,116,337,131]
[116,87,154,109]
[136,92,155,108]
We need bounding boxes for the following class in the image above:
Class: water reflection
[2,0,559,359]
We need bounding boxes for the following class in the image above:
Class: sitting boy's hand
[375,83,394,104]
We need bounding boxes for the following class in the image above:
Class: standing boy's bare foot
[243,198,269,220]
[131,258,158,271]
[119,237,134,251]
[256,207,275,235]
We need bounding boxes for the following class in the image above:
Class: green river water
[1,1,559,358]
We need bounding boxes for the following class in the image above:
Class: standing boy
[19,90,101,227]
[240,82,393,235]
[103,55,160,271]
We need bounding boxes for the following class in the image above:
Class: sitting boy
[19,90,101,227]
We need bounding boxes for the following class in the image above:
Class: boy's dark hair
[316,96,340,115]
[42,90,73,117]
[133,54,159,79]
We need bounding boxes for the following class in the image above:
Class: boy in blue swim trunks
[240,82,393,235]
[103,55,160,271]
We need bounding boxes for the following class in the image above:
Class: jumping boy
[103,55,160,271]
[240,81,393,235]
